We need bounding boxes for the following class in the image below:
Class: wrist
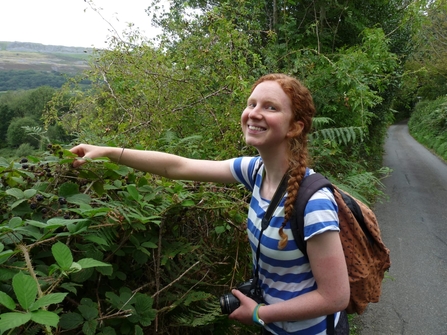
[252,303,265,326]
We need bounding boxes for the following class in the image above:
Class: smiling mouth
[248,125,266,131]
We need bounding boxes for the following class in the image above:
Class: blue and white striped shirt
[230,156,341,335]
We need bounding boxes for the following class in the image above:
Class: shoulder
[303,171,339,240]
[230,156,263,190]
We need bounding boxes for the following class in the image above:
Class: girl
[70,73,349,334]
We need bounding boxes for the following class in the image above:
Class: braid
[278,135,309,249]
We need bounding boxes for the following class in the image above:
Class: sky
[0,0,165,48]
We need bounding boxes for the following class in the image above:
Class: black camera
[220,278,264,314]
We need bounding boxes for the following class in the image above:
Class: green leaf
[30,309,60,327]
[10,199,28,210]
[181,200,195,207]
[6,188,24,199]
[59,312,84,330]
[60,282,82,294]
[67,193,92,205]
[12,272,37,310]
[52,242,73,270]
[8,217,23,228]
[0,312,31,331]
[77,258,111,269]
[0,250,15,265]
[83,319,98,335]
[59,182,80,197]
[30,293,68,311]
[135,325,144,335]
[23,189,37,199]
[0,291,16,310]
[141,241,158,249]
[26,219,65,230]
[78,304,99,320]
[126,184,141,201]
[215,226,226,234]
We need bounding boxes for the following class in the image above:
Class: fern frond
[312,117,334,129]
[310,126,363,145]
[333,170,388,205]
[171,294,223,327]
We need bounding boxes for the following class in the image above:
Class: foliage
[32,1,425,333]
[0,70,69,91]
[0,147,254,334]
[0,87,71,151]
[15,143,35,159]
[408,97,447,161]
[7,117,40,148]
[394,0,447,118]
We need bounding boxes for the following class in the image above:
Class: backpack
[291,173,391,315]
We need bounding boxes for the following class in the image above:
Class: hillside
[0,41,93,73]
[0,41,94,91]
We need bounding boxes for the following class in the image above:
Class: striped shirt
[230,156,341,335]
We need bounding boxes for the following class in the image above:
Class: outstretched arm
[70,144,238,183]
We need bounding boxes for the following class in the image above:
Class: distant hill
[0,41,94,91]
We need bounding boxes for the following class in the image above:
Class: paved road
[358,122,447,334]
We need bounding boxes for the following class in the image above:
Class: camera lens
[219,293,240,314]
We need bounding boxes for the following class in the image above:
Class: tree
[7,117,40,148]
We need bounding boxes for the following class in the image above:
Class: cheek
[241,109,249,125]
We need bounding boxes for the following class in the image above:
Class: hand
[69,144,105,168]
[228,289,258,325]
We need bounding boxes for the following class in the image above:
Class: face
[241,81,303,153]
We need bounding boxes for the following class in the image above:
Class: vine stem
[18,244,43,299]
[18,244,53,335]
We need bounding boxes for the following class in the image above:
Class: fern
[333,168,390,205]
[310,126,363,145]
[171,294,223,327]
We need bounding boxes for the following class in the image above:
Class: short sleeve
[303,187,339,241]
[230,156,263,191]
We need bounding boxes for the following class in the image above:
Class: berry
[22,164,29,169]
[36,194,44,202]
[20,158,28,163]
[58,197,67,205]
[63,214,70,219]
[30,203,37,210]
[41,208,48,214]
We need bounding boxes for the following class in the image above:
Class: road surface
[358,122,447,334]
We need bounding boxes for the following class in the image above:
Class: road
[358,122,447,334]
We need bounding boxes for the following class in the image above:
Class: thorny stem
[18,244,43,299]
[17,244,53,335]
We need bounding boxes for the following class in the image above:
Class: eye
[248,102,256,108]
[266,105,276,111]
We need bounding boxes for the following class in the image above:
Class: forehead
[249,81,290,104]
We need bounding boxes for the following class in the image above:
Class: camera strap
[253,172,289,284]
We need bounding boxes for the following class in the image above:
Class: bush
[6,117,40,148]
[15,143,35,158]
[408,96,447,161]
[0,148,253,334]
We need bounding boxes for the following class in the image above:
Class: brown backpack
[292,173,391,315]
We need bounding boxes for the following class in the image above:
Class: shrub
[6,117,40,148]
[0,148,253,334]
[15,143,35,158]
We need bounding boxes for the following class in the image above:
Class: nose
[247,106,262,119]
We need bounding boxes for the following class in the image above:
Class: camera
[219,278,264,314]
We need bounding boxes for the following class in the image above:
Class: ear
[287,120,304,138]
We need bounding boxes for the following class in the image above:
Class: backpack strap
[291,173,333,258]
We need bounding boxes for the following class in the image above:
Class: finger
[72,156,87,168]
